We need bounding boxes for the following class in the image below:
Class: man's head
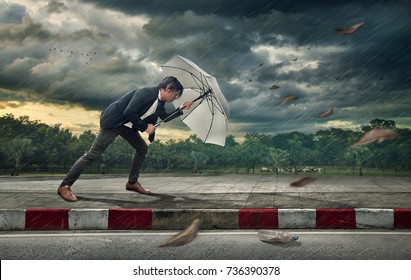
[158,76,184,100]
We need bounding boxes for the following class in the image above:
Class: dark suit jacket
[100,87,182,135]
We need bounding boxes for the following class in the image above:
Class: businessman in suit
[58,76,193,202]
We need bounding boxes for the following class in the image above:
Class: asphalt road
[1,230,410,260]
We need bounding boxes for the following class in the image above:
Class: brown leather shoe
[57,185,77,202]
[126,182,152,194]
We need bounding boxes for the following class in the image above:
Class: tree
[350,146,372,176]
[370,119,397,129]
[241,137,266,174]
[1,138,36,176]
[268,147,289,174]
[189,151,209,174]
[287,136,312,172]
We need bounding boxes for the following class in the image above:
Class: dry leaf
[317,106,334,118]
[351,128,397,147]
[278,95,298,105]
[335,21,364,35]
[159,218,200,247]
[290,177,317,187]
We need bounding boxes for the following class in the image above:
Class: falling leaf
[290,177,316,187]
[278,95,298,105]
[270,85,280,90]
[335,21,364,35]
[258,230,298,243]
[317,106,334,118]
[159,218,200,247]
[351,128,397,147]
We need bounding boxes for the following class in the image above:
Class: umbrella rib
[162,57,229,146]
[162,65,211,93]
[204,96,215,142]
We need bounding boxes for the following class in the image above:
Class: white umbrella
[159,55,230,146]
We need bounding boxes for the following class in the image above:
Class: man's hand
[145,123,156,134]
[179,101,193,110]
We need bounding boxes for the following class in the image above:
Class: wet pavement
[0,173,410,209]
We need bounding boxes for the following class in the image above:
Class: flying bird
[278,95,298,105]
[317,106,334,118]
[335,21,364,35]
[270,84,280,90]
[159,218,200,247]
[290,177,316,187]
[351,128,398,147]
[258,230,298,243]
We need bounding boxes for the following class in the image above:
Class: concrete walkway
[0,174,410,230]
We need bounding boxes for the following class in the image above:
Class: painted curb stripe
[316,208,356,229]
[25,208,70,230]
[107,208,152,230]
[0,209,25,230]
[355,208,394,229]
[394,208,411,229]
[0,208,410,230]
[278,209,316,229]
[239,208,279,229]
[69,209,109,230]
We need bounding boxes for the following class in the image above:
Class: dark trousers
[60,126,148,187]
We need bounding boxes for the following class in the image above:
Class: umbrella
[158,55,230,146]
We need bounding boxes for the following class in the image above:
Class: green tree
[190,151,209,174]
[241,136,266,174]
[1,138,36,176]
[370,118,397,129]
[268,147,289,174]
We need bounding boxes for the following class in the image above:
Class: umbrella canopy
[161,55,230,146]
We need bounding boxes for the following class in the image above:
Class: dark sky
[1,0,410,138]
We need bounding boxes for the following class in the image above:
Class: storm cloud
[1,0,410,137]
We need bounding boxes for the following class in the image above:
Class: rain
[0,0,408,140]
[0,0,411,268]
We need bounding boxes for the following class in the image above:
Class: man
[58,76,192,202]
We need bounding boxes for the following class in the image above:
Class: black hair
[158,76,184,98]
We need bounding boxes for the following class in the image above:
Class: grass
[1,166,409,177]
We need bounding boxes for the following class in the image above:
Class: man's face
[165,88,180,102]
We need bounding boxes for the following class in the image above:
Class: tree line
[1,113,410,176]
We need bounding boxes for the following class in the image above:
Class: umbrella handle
[154,107,181,127]
[154,90,210,127]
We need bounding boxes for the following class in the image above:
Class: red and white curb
[0,208,410,230]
